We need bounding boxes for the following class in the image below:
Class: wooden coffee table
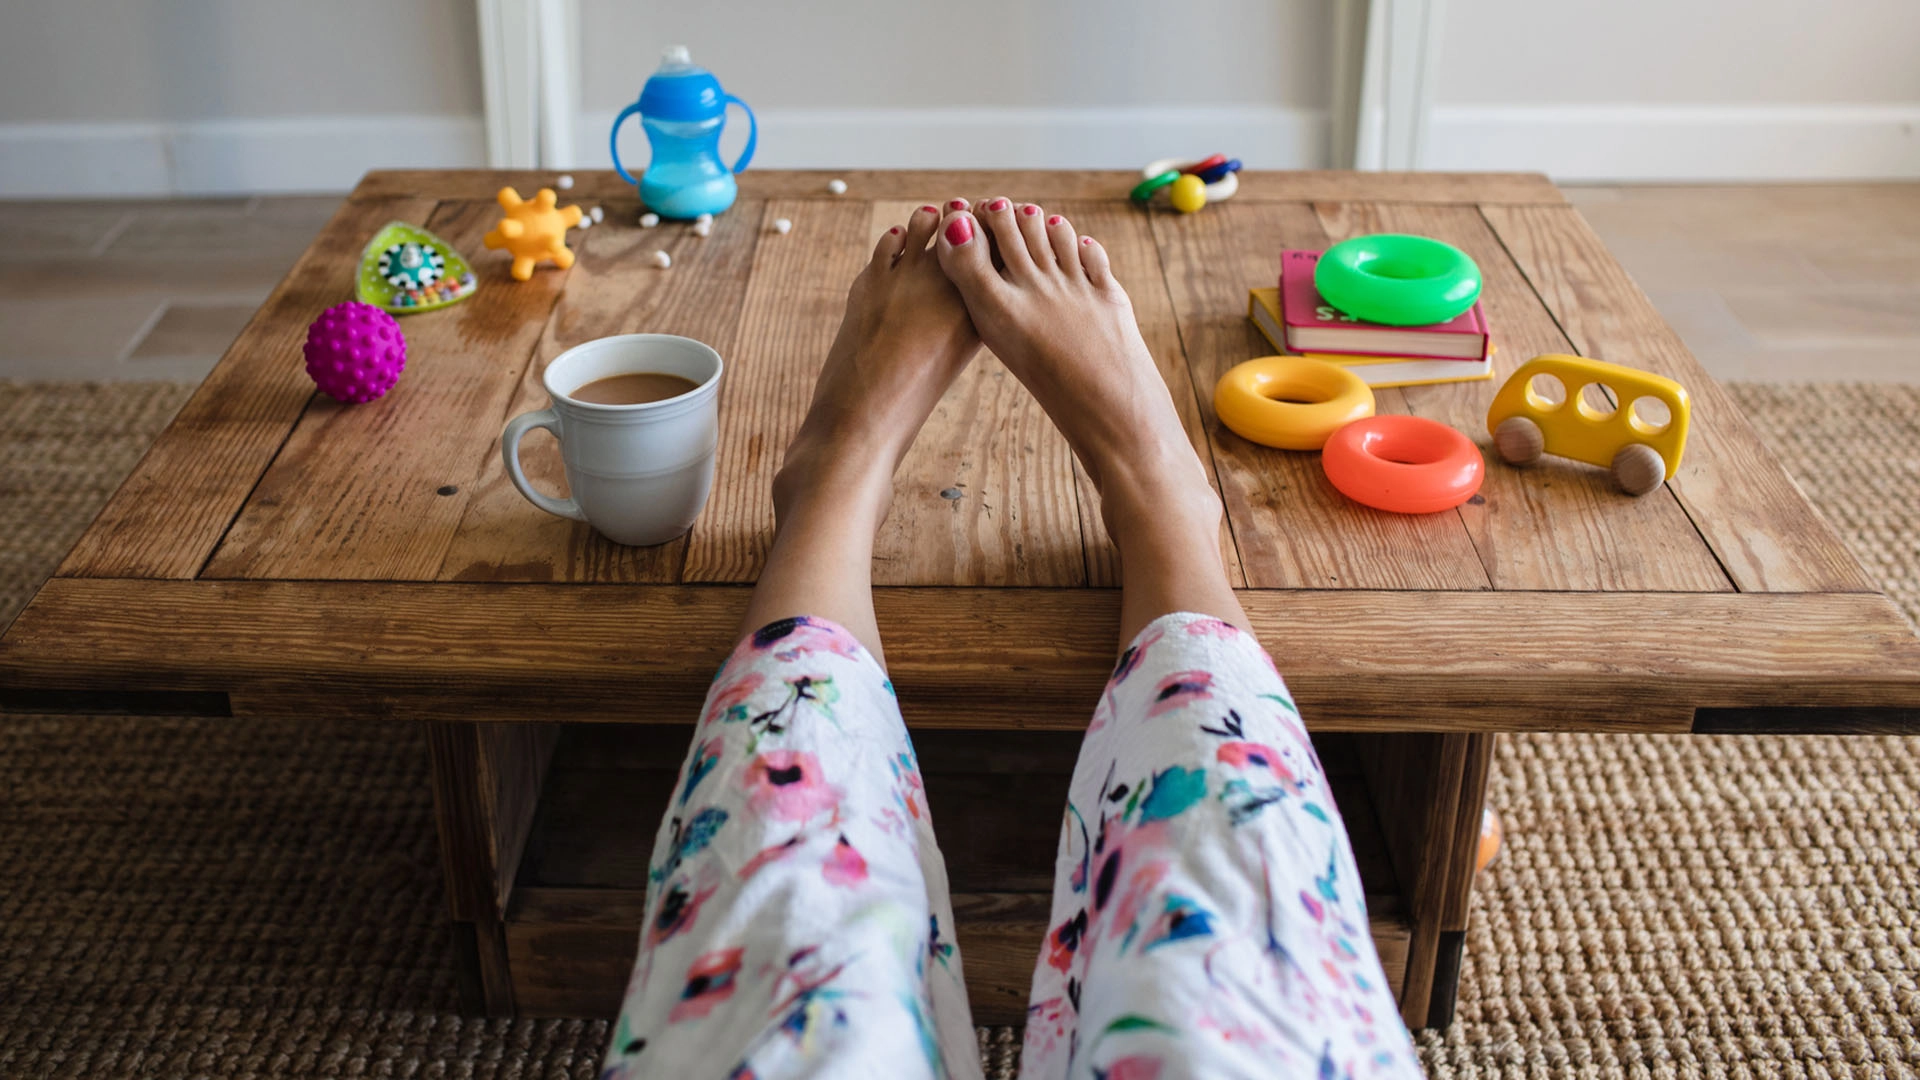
[6,169,1919,1029]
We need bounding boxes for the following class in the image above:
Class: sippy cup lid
[639,45,728,123]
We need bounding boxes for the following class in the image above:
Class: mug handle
[610,101,646,186]
[502,408,588,522]
[725,95,757,174]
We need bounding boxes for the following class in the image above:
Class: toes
[976,196,1034,276]
[935,210,1004,302]
[870,223,908,265]
[1015,202,1054,270]
[1044,212,1082,280]
[1078,235,1115,289]
[900,203,942,258]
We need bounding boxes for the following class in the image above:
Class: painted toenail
[889,226,902,234]
[945,217,974,246]
[1021,204,1038,216]
[988,198,1009,212]
[948,199,967,211]
[1081,236,1094,245]
[1048,215,1064,226]
[920,205,939,215]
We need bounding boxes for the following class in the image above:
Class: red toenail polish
[948,199,967,211]
[920,205,938,214]
[1048,215,1064,226]
[1081,236,1094,245]
[889,226,902,234]
[1022,204,1038,216]
[988,198,1009,212]
[945,217,973,246]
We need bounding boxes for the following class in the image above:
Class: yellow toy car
[1485,354,1690,496]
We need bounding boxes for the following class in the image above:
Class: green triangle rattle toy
[355,222,478,314]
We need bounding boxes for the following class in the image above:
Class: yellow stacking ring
[1213,356,1376,450]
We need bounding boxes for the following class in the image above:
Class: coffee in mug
[570,371,700,406]
[501,334,722,546]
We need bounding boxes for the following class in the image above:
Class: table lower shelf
[502,727,1413,1025]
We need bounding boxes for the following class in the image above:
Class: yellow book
[1248,287,1494,389]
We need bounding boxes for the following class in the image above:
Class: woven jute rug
[1,380,1915,1079]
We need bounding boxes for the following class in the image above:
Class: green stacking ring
[1129,169,1180,203]
[1314,234,1482,326]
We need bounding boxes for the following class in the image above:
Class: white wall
[1,0,1916,195]
[1426,0,1920,179]
[0,0,488,195]
[579,0,1332,172]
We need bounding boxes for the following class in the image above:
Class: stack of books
[1248,249,1494,388]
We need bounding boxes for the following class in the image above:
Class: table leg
[1350,731,1496,1029]
[426,720,558,1017]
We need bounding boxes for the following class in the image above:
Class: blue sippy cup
[610,45,757,219]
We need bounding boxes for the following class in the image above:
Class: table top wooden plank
[201,201,568,580]
[862,201,1089,587]
[1152,200,1493,589]
[436,200,766,583]
[1312,201,1733,592]
[1481,204,1877,595]
[679,198,873,582]
[54,195,438,580]
[351,169,1570,207]
[7,579,1917,732]
[1072,199,1244,587]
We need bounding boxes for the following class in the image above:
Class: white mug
[502,333,723,546]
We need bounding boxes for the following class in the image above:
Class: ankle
[1097,458,1225,561]
[772,429,895,534]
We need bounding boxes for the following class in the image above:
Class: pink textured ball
[304,301,406,403]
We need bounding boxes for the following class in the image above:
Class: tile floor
[0,185,1914,385]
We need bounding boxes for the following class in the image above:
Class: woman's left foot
[775,202,981,530]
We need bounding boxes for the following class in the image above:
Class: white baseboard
[4,103,1916,197]
[0,115,486,197]
[1427,104,1920,181]
[586,105,1329,172]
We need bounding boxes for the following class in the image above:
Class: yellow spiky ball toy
[483,186,583,281]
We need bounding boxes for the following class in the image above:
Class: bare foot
[932,198,1220,546]
[775,201,981,530]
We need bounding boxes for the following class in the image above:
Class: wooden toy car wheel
[1611,443,1668,495]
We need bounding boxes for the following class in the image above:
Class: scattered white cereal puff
[826,178,847,195]
[651,250,672,268]
[772,218,793,234]
[693,219,712,237]
[576,215,593,229]
[590,206,605,222]
[695,212,713,224]
[556,174,575,189]
[640,212,660,228]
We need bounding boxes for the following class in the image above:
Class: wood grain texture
[863,201,1088,587]
[682,198,873,583]
[1312,202,1733,592]
[1481,204,1876,594]
[9,579,1920,731]
[1067,200,1244,587]
[1152,200,1491,589]
[352,169,1567,207]
[203,201,570,580]
[55,196,437,579]
[437,201,765,583]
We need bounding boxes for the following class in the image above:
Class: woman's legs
[936,201,1422,1079]
[599,204,985,1080]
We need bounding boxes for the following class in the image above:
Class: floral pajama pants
[597,613,1421,1080]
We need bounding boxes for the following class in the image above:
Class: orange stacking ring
[1321,414,1484,514]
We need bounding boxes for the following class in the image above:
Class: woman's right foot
[932,198,1220,543]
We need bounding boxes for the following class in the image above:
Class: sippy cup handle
[609,101,646,186]
[725,95,757,174]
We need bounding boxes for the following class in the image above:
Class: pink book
[1280,249,1490,361]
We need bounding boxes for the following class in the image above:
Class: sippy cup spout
[660,44,693,70]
